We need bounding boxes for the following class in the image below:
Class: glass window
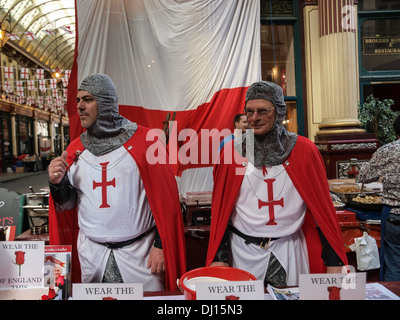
[361,19,400,71]
[360,0,400,11]
[261,24,296,96]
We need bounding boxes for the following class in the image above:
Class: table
[144,281,400,299]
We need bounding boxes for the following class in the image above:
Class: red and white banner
[69,0,261,192]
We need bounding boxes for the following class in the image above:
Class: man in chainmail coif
[48,73,186,291]
[206,81,348,287]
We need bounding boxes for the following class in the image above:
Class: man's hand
[147,247,165,274]
[48,151,69,184]
[327,266,348,273]
[209,261,229,267]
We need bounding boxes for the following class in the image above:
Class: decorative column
[316,0,361,133]
[10,111,17,158]
[314,0,378,179]
[33,110,39,155]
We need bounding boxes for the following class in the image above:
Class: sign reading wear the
[299,272,366,300]
[72,283,143,300]
[196,280,264,300]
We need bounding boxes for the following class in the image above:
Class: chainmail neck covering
[235,81,297,167]
[78,73,137,156]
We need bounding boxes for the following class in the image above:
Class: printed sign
[0,241,45,289]
[299,272,366,300]
[196,280,264,300]
[72,283,143,300]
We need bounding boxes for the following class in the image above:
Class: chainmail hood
[235,81,297,167]
[78,73,137,156]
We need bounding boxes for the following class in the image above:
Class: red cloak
[206,135,348,273]
[49,125,186,290]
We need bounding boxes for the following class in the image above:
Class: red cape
[49,125,186,290]
[206,135,348,273]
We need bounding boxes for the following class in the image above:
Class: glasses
[245,106,275,117]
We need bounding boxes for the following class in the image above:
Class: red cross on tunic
[258,178,284,226]
[93,162,116,208]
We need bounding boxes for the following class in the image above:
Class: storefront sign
[363,36,400,55]
[299,272,366,300]
[72,283,143,300]
[0,241,45,289]
[196,280,264,300]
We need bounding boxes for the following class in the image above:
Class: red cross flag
[36,68,44,79]
[62,77,69,88]
[3,82,12,93]
[6,33,19,41]
[27,80,36,91]
[16,81,24,96]
[20,68,30,79]
[50,78,58,89]
[42,29,55,36]
[60,26,73,34]
[24,31,37,40]
[39,79,46,92]
[70,0,261,189]
[4,66,13,78]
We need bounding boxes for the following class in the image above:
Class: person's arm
[317,228,346,273]
[147,228,165,273]
[48,151,77,211]
[358,149,386,183]
[210,227,230,266]
[49,175,78,211]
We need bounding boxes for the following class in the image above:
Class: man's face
[245,99,276,135]
[76,90,98,129]
[235,115,248,133]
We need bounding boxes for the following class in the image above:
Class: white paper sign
[72,283,143,300]
[196,280,264,300]
[0,241,45,289]
[299,272,366,300]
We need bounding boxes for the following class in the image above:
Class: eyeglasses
[245,106,275,117]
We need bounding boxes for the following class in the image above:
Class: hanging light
[0,24,9,48]
[53,67,61,78]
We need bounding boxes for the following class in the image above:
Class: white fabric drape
[73,0,261,193]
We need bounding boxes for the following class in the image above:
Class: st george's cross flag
[67,0,261,192]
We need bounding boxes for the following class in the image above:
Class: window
[260,0,301,134]
[261,24,296,96]
[361,19,400,71]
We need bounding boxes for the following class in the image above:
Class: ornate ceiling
[0,0,75,72]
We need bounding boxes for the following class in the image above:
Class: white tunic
[67,146,163,290]
[230,161,310,286]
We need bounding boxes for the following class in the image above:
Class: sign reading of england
[0,241,45,289]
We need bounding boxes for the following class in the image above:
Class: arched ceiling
[0,0,75,71]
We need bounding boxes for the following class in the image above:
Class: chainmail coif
[78,73,137,156]
[235,81,297,167]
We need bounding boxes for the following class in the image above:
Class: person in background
[358,115,400,281]
[219,113,248,150]
[48,73,186,291]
